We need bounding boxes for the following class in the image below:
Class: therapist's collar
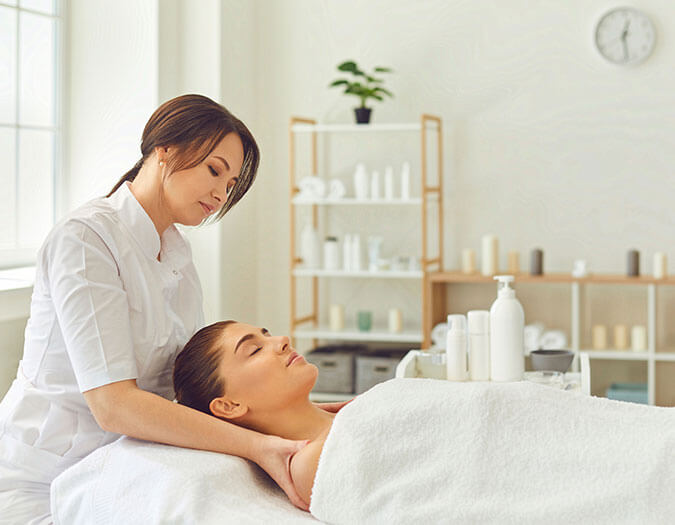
[109,182,162,261]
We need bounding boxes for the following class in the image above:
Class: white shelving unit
[428,272,675,406]
[289,115,443,348]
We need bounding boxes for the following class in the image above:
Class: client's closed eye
[249,347,262,357]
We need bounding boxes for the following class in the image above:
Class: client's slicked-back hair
[173,320,236,415]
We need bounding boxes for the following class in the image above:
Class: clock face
[595,7,656,65]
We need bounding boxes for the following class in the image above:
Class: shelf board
[309,392,355,402]
[293,268,423,279]
[430,271,675,285]
[654,353,675,362]
[293,327,422,343]
[291,122,433,133]
[292,197,422,206]
[582,350,649,360]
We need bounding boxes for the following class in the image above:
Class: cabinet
[426,272,675,406]
[288,116,443,365]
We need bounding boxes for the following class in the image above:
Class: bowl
[530,349,574,373]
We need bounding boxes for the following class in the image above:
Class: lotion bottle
[446,314,467,381]
[468,310,490,381]
[489,275,524,382]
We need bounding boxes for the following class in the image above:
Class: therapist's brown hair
[107,94,259,220]
[173,320,235,415]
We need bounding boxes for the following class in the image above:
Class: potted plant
[329,60,394,124]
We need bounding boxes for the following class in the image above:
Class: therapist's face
[211,322,318,419]
[162,132,244,226]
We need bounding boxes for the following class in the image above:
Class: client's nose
[275,336,290,354]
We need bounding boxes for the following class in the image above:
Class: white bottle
[468,310,490,381]
[323,236,339,271]
[400,162,411,200]
[300,224,320,269]
[446,314,467,381]
[489,275,524,382]
[354,163,369,200]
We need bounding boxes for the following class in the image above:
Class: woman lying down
[173,321,675,524]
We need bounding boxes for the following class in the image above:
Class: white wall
[253,0,675,335]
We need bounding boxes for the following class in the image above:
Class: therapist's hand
[255,434,310,511]
[314,399,353,413]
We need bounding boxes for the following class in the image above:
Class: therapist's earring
[159,161,165,167]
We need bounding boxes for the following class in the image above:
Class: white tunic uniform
[0,182,204,524]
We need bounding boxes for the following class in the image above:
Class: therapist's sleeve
[45,220,139,393]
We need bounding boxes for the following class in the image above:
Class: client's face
[210,322,318,420]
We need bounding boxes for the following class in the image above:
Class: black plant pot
[354,107,372,124]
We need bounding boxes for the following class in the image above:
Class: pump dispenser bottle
[489,275,524,382]
[446,314,467,381]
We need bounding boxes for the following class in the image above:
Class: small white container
[489,276,524,382]
[323,237,339,271]
[631,325,647,352]
[468,310,490,381]
[653,252,667,279]
[461,248,476,274]
[400,162,411,200]
[388,308,402,333]
[329,304,345,331]
[300,224,320,269]
[481,234,499,276]
[446,314,467,381]
[354,163,369,200]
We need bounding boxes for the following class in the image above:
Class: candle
[653,252,667,279]
[388,308,403,333]
[627,249,640,277]
[507,251,520,274]
[329,304,345,331]
[631,325,647,352]
[613,324,628,350]
[592,325,607,350]
[461,249,476,274]
[481,234,499,276]
[530,248,544,276]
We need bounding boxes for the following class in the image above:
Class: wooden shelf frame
[289,115,443,347]
[426,271,675,406]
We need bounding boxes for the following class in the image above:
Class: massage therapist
[0,94,324,523]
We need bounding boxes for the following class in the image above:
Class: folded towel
[310,378,675,524]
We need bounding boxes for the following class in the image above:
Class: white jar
[323,237,339,271]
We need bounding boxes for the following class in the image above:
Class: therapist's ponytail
[106,94,260,221]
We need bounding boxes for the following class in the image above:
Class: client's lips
[199,201,214,214]
[287,351,303,367]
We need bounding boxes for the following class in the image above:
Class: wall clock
[595,7,656,65]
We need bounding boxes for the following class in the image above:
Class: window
[0,0,63,268]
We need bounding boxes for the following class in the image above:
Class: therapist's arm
[84,379,309,511]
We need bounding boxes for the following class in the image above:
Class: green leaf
[374,87,394,97]
[372,94,384,101]
[374,67,392,73]
[337,61,358,73]
[329,79,349,87]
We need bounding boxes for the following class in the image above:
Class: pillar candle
[530,248,544,276]
[631,325,647,352]
[388,308,403,333]
[461,249,476,274]
[507,251,520,274]
[481,234,498,276]
[592,325,607,350]
[653,252,667,279]
[627,249,640,277]
[329,304,345,331]
[613,324,628,350]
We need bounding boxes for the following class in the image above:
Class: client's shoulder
[290,428,330,509]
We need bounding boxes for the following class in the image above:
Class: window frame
[0,0,65,269]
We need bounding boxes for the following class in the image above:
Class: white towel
[310,378,675,524]
[51,437,319,524]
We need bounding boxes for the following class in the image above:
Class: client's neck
[243,398,334,442]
